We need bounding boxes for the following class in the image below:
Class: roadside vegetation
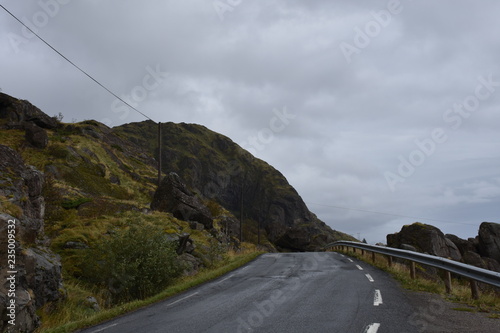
[0,123,268,332]
[38,247,262,333]
[334,248,500,318]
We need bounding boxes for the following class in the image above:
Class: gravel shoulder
[404,290,499,332]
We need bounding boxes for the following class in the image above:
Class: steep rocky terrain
[0,145,65,333]
[115,120,351,250]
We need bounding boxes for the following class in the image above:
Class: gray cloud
[1,0,499,243]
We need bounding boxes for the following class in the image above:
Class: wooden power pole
[158,122,162,185]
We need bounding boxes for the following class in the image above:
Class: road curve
[79,252,421,333]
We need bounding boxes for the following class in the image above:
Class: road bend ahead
[81,252,421,333]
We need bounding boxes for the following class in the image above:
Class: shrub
[80,223,182,304]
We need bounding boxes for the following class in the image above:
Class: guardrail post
[361,249,365,255]
[410,261,416,279]
[371,251,376,263]
[444,271,452,294]
[388,256,393,267]
[470,280,480,300]
[353,247,356,254]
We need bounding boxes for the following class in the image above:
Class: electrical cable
[0,4,154,122]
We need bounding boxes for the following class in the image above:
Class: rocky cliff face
[116,121,351,250]
[387,222,500,272]
[0,145,65,333]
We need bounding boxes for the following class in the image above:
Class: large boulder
[24,123,49,149]
[151,172,214,229]
[477,222,500,263]
[387,222,462,261]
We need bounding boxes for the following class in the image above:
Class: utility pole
[157,122,162,185]
[239,185,243,247]
[257,219,261,245]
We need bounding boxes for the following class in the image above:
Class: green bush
[80,223,181,304]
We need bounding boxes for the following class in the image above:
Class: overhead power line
[0,4,154,122]
[306,202,478,227]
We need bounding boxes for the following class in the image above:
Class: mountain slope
[115,121,354,250]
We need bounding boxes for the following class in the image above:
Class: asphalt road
[79,252,423,333]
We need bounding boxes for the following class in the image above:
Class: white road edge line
[90,323,118,333]
[374,289,383,306]
[364,323,381,333]
[216,274,234,284]
[365,274,374,282]
[166,292,199,307]
[356,264,364,270]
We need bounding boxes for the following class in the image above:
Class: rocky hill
[0,92,353,331]
[115,120,351,250]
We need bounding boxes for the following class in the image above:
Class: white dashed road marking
[356,264,364,270]
[365,274,374,282]
[364,323,381,333]
[374,289,383,306]
[90,324,117,333]
[216,274,234,284]
[166,292,199,307]
[347,258,354,263]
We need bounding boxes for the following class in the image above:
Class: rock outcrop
[0,92,58,129]
[151,172,214,229]
[387,223,461,261]
[0,145,65,333]
[387,222,500,273]
[477,222,500,263]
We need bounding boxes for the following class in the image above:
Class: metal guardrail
[325,241,500,298]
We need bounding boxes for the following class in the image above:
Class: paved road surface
[80,252,424,333]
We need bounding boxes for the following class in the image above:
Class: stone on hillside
[387,222,462,261]
[25,123,49,148]
[477,222,500,262]
[189,221,205,231]
[151,172,213,229]
[178,253,203,276]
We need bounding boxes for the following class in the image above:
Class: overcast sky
[1,0,499,244]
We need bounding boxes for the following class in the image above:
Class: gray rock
[24,123,49,149]
[178,253,203,276]
[0,92,59,129]
[189,221,205,231]
[84,296,100,312]
[387,223,461,261]
[0,144,65,332]
[445,234,477,256]
[477,222,500,262]
[151,173,213,229]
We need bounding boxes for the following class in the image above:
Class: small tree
[81,223,181,304]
